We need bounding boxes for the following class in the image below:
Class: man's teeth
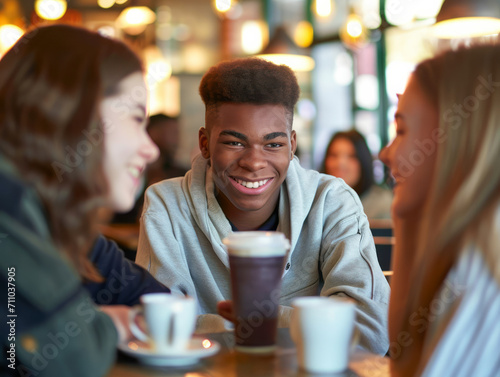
[236,178,270,189]
[128,167,140,178]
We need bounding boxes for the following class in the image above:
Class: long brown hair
[0,25,143,281]
[390,45,500,375]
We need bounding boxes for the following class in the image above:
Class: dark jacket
[84,235,169,306]
[0,155,114,377]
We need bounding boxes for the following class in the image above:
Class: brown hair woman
[0,25,158,376]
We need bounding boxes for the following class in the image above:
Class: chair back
[372,236,394,272]
[369,219,393,237]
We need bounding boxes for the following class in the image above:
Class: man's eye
[266,143,283,148]
[226,141,243,146]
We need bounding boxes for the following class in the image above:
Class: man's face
[199,103,296,218]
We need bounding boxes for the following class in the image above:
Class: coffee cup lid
[222,231,290,257]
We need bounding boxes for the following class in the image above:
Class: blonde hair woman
[380,45,500,376]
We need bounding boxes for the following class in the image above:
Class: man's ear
[290,130,297,160]
[199,127,210,159]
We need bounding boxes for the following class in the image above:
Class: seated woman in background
[323,129,392,219]
[380,45,500,376]
[0,25,164,376]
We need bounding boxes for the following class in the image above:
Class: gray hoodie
[136,154,390,354]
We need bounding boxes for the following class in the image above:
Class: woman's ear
[199,127,210,159]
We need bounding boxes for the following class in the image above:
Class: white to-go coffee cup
[290,296,356,374]
[128,293,196,353]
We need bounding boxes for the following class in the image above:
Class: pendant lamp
[256,26,315,72]
[434,0,500,39]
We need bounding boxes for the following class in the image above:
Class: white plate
[118,337,221,367]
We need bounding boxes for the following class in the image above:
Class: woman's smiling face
[380,74,439,218]
[101,72,159,212]
[199,103,296,221]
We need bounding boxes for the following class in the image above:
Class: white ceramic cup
[290,296,356,374]
[129,293,197,353]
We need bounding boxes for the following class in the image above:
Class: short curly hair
[199,58,300,129]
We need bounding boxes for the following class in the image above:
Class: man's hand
[216,300,235,323]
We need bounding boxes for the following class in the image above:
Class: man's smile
[229,176,274,195]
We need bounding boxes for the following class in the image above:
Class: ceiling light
[256,26,315,72]
[35,0,67,21]
[0,25,24,54]
[434,0,500,39]
[116,6,156,35]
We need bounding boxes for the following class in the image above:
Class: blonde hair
[391,45,500,375]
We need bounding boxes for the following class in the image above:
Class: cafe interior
[6,0,493,267]
[1,0,499,375]
[3,0,500,173]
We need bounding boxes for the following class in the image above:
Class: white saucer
[118,337,221,367]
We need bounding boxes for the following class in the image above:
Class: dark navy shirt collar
[229,204,279,232]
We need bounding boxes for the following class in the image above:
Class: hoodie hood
[181,154,321,270]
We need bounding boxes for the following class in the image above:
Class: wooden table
[108,329,389,377]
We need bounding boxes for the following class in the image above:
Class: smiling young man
[136,58,390,354]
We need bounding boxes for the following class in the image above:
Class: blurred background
[1,0,500,178]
